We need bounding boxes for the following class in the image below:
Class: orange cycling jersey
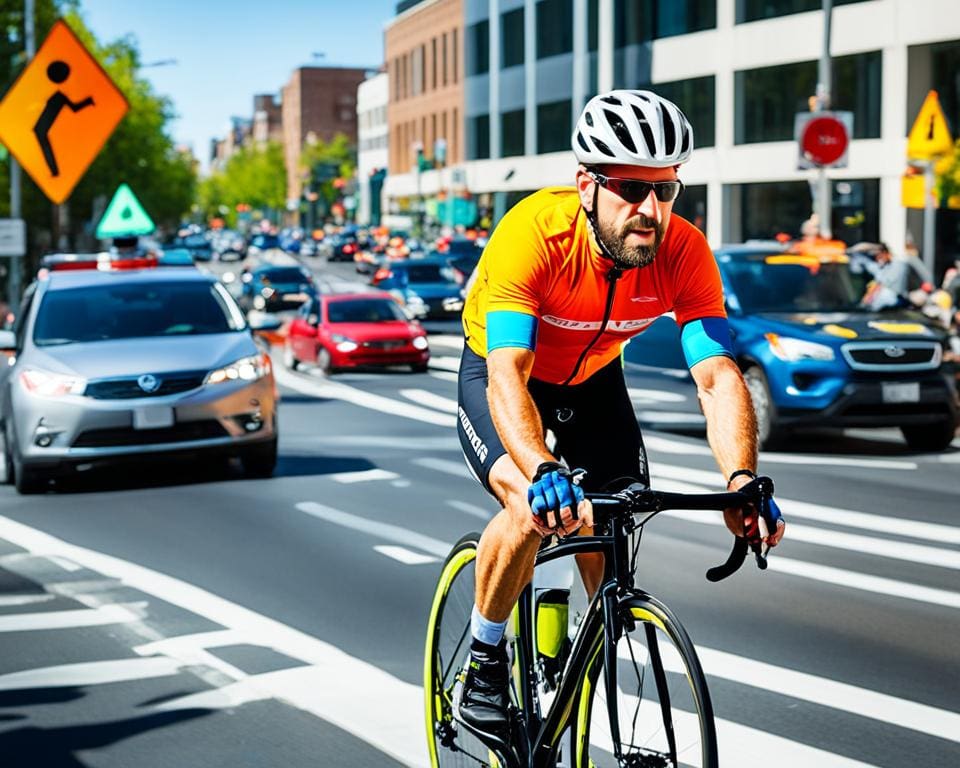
[461,187,727,385]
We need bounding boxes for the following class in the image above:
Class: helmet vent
[661,103,676,156]
[592,138,616,158]
[576,132,591,153]
[630,105,657,156]
[585,111,594,127]
[603,110,637,154]
[680,125,691,154]
[600,95,622,105]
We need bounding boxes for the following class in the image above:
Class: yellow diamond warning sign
[906,90,954,161]
[0,20,129,204]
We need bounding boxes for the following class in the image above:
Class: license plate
[133,406,174,430]
[283,293,308,302]
[882,382,920,404]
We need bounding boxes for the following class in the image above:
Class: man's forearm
[488,370,552,479]
[699,366,758,482]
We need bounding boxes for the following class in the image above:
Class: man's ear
[576,166,594,212]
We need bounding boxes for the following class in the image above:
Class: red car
[284,292,430,374]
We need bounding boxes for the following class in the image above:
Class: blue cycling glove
[528,462,585,530]
[737,476,784,545]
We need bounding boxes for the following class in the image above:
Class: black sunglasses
[587,171,684,204]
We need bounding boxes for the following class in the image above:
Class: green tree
[197,140,287,227]
[936,138,960,209]
[299,133,356,216]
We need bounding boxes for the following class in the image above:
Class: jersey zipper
[560,266,623,386]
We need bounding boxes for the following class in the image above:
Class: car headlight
[406,294,425,306]
[765,334,835,362]
[412,335,429,350]
[331,334,358,353]
[206,354,271,385]
[20,368,86,397]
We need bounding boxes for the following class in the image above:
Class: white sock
[471,604,508,647]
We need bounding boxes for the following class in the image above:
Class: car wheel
[2,423,14,486]
[901,420,957,452]
[317,346,333,375]
[283,342,300,371]
[743,366,784,449]
[241,437,277,478]
[411,362,429,373]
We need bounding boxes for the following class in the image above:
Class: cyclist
[453,89,785,747]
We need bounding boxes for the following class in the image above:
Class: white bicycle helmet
[572,90,693,168]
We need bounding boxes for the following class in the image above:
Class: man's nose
[636,188,662,222]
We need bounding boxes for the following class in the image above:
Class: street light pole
[815,0,833,239]
[8,0,35,311]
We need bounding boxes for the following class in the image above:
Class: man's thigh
[456,345,508,494]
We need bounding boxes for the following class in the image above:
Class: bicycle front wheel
[424,532,502,767]
[572,594,718,768]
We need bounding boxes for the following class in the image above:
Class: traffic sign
[96,183,155,239]
[0,219,26,256]
[0,20,129,204]
[907,90,954,161]
[795,112,852,169]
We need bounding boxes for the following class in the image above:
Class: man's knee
[488,454,541,538]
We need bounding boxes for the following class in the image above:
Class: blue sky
[79,0,397,169]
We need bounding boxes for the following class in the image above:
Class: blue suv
[715,245,957,451]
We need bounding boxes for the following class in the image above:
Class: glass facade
[501,109,526,157]
[502,8,525,69]
[644,76,716,148]
[615,0,716,46]
[537,0,574,59]
[468,114,490,160]
[930,40,960,140]
[736,0,866,24]
[538,99,572,153]
[673,184,708,234]
[466,20,489,76]
[735,51,882,144]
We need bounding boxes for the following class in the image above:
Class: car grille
[73,420,227,448]
[841,342,941,372]
[84,371,207,399]
[361,340,408,350]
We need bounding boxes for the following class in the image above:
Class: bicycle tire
[570,593,718,768]
[424,532,505,767]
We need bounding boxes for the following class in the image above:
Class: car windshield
[327,299,406,323]
[259,267,310,283]
[33,281,244,346]
[404,263,454,283]
[722,256,866,313]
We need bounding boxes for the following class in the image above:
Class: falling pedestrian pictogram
[0,20,129,204]
[906,91,954,161]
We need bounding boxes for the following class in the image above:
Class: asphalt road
[0,257,958,767]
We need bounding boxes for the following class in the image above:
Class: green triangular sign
[96,183,155,239]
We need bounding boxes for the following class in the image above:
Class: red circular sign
[801,116,849,166]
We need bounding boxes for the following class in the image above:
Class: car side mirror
[308,314,319,326]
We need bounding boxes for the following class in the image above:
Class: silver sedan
[0,267,278,493]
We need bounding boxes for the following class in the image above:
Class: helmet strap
[585,181,636,271]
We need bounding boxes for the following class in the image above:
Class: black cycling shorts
[456,345,649,498]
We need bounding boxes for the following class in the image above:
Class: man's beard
[596,214,664,269]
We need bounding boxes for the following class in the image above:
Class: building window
[735,51,881,144]
[442,33,448,86]
[501,109,525,157]
[929,40,960,140]
[420,44,427,93]
[468,114,490,160]
[615,0,716,45]
[502,8,525,69]
[672,184,707,233]
[432,38,438,90]
[737,0,866,24]
[467,20,489,76]
[453,28,459,83]
[645,76,715,148]
[538,99,572,153]
[537,0,573,59]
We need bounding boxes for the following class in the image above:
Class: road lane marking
[0,513,426,767]
[0,657,182,690]
[274,363,454,427]
[428,370,460,382]
[636,411,705,424]
[311,435,461,450]
[644,434,918,471]
[429,355,461,372]
[331,468,400,484]
[429,334,464,350]
[412,457,473,478]
[0,602,143,632]
[651,462,959,544]
[295,502,450,557]
[373,545,440,565]
[628,388,687,403]
[446,499,494,520]
[399,388,459,414]
[0,593,56,607]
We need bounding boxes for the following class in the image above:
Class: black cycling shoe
[453,639,512,748]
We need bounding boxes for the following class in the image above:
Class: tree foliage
[197,140,287,226]
[299,133,356,210]
[936,138,960,209]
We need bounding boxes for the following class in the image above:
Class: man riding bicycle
[452,90,786,749]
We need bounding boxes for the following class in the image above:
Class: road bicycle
[424,478,775,768]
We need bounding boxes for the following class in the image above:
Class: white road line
[0,602,142,632]
[0,657,182,691]
[373,545,439,565]
[644,434,919,471]
[428,334,464,350]
[428,370,460,382]
[446,499,494,520]
[399,388,459,414]
[651,462,960,544]
[412,457,473,478]
[0,594,55,607]
[628,388,687,403]
[295,501,451,557]
[136,630,246,656]
[0,514,426,767]
[331,468,400,484]
[274,364,454,427]
[429,355,461,372]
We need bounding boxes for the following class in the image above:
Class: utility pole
[815,0,833,239]
[8,0,35,310]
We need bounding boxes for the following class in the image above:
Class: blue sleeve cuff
[487,311,538,353]
[680,317,734,368]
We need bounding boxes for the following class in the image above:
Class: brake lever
[705,537,748,582]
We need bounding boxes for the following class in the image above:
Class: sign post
[906,90,954,277]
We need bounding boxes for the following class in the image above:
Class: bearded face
[595,212,665,269]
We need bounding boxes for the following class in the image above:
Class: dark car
[239,264,319,313]
[247,233,281,256]
[174,234,213,262]
[327,235,361,262]
[371,258,465,319]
